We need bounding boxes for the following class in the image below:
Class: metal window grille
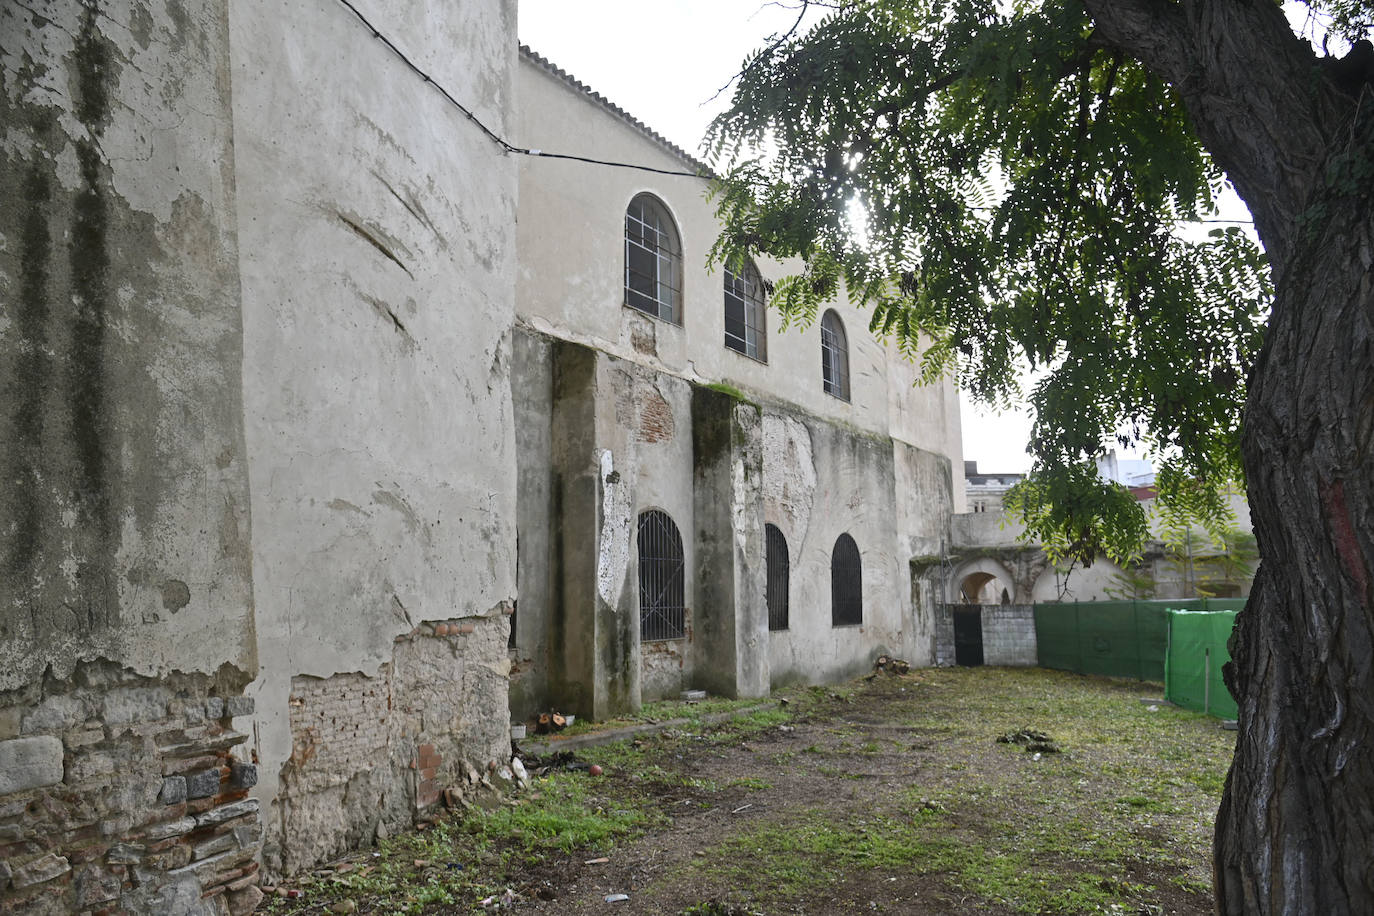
[625,195,682,324]
[724,261,767,361]
[831,532,863,626]
[765,524,790,631]
[638,509,686,641]
[820,310,850,400]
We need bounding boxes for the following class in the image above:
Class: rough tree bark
[1083,1,1374,912]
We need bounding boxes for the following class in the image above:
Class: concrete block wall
[933,606,958,667]
[980,605,1039,666]
[933,604,1038,667]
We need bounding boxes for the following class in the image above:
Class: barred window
[625,194,682,324]
[638,509,685,640]
[820,309,850,400]
[724,260,767,361]
[831,533,862,626]
[766,524,789,631]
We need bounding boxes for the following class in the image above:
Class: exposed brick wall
[636,387,675,444]
[287,671,391,793]
[0,663,263,916]
[272,610,511,876]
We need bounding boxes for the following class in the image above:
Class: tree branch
[1082,0,1348,273]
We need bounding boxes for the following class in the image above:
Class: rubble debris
[870,655,911,676]
[996,728,1061,754]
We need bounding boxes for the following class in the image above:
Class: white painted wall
[230,0,518,837]
[514,52,965,465]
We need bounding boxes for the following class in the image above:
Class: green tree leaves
[708,0,1273,561]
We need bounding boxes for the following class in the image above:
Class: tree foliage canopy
[705,0,1366,563]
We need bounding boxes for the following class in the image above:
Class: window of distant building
[625,194,682,324]
[724,259,766,361]
[765,524,789,631]
[831,533,862,626]
[638,509,686,640]
[820,309,850,400]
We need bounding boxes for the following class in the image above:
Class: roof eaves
[518,43,714,177]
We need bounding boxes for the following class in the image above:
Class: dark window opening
[765,524,789,631]
[638,509,686,640]
[625,194,682,324]
[830,532,862,626]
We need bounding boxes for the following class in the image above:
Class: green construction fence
[1034,598,1245,686]
[1163,609,1240,720]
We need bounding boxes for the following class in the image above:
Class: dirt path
[503,669,1229,915]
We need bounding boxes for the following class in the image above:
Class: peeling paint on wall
[762,413,817,543]
[596,449,632,608]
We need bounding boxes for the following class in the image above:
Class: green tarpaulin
[1164,609,1239,719]
[1033,598,1244,682]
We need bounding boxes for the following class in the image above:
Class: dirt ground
[498,668,1231,915]
[266,666,1234,915]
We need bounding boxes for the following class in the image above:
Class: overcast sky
[519,1,1036,474]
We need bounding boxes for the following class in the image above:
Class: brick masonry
[271,609,511,876]
[0,662,262,916]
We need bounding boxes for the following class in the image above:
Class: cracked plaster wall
[227,0,518,874]
[1,2,262,911]
[763,410,952,684]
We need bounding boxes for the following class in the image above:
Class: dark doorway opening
[952,607,984,666]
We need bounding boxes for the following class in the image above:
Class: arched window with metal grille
[820,309,850,400]
[765,524,790,631]
[624,194,683,324]
[638,509,685,640]
[831,532,862,626]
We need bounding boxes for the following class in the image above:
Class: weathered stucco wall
[228,0,519,876]
[764,410,907,686]
[512,47,964,704]
[514,52,909,441]
[1,2,265,912]
[0,0,255,692]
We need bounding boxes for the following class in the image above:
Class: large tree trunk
[1082,0,1374,911]
[1217,181,1374,915]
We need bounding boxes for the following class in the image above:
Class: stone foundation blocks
[0,737,63,796]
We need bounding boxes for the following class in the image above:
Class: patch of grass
[264,768,661,915]
[465,771,653,854]
[727,776,771,791]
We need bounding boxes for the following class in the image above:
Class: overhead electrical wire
[333,0,710,179]
[333,0,1253,226]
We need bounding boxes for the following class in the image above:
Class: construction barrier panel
[1034,598,1245,683]
[1164,609,1240,719]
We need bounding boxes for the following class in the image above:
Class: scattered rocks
[996,728,1061,754]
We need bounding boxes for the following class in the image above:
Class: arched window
[820,310,850,400]
[831,533,862,626]
[638,509,685,640]
[765,524,789,631]
[625,194,682,324]
[724,260,767,361]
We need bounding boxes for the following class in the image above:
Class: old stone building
[507,48,965,720]
[0,2,962,912]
